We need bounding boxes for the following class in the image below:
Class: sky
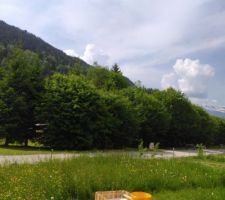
[0,0,225,106]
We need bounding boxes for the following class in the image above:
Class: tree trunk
[4,137,9,146]
[24,138,28,147]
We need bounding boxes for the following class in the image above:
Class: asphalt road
[0,153,76,165]
[0,149,224,165]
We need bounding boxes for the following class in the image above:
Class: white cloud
[63,49,79,57]
[173,59,215,78]
[64,44,110,66]
[161,72,178,89]
[161,58,215,98]
[80,44,109,66]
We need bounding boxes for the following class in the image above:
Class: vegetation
[0,48,44,146]
[0,45,225,149]
[0,20,224,200]
[0,154,224,199]
[87,66,130,90]
[0,21,224,150]
[0,146,61,155]
[138,139,147,157]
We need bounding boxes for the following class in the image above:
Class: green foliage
[38,73,106,149]
[39,73,138,149]
[70,61,87,76]
[87,66,130,90]
[154,88,201,146]
[95,92,138,149]
[0,48,43,145]
[121,87,170,146]
[212,117,225,145]
[193,105,214,145]
[111,63,121,73]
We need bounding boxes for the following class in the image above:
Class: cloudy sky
[0,0,225,106]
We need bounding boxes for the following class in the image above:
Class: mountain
[0,20,134,85]
[207,110,225,119]
[0,20,89,70]
[203,104,225,119]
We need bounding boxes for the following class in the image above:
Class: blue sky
[0,0,225,106]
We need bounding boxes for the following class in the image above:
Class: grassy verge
[0,145,76,155]
[0,139,52,155]
[0,154,224,199]
[0,146,50,155]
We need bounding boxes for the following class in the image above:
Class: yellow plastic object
[130,192,152,200]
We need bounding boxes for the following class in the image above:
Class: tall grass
[0,154,224,199]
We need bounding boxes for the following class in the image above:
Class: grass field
[0,154,224,200]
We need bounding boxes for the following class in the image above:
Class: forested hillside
[0,20,89,73]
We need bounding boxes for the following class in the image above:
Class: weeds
[151,142,160,158]
[196,143,205,158]
[137,139,147,157]
[0,154,224,200]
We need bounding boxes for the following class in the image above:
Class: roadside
[0,148,224,165]
[0,153,76,165]
[0,145,76,155]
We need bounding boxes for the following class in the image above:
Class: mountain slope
[204,105,225,119]
[0,20,89,69]
[207,110,225,119]
[0,20,135,85]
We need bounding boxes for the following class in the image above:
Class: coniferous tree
[111,63,121,73]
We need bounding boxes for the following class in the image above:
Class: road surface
[0,149,224,165]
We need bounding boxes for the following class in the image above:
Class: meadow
[0,154,224,200]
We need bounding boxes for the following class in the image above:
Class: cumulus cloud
[80,44,109,66]
[63,49,79,57]
[161,58,215,98]
[161,72,178,89]
[64,44,110,66]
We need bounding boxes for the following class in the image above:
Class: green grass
[154,187,225,200]
[0,139,53,155]
[0,146,52,155]
[0,154,224,199]
[0,145,76,155]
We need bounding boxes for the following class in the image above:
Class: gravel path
[0,149,224,165]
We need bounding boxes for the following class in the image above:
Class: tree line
[0,47,224,149]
